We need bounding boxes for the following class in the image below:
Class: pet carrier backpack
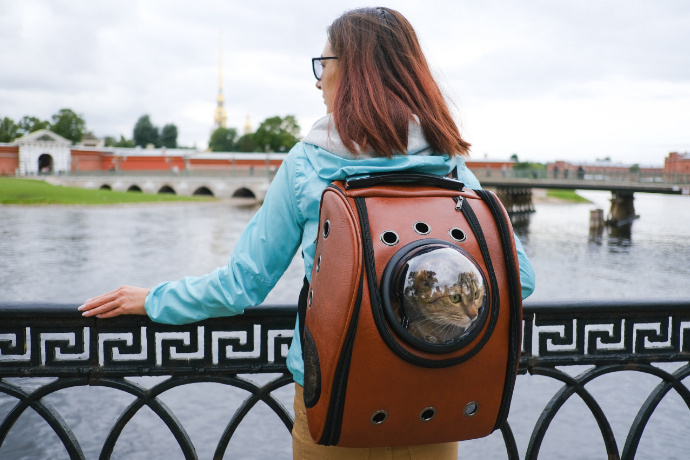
[298,172,522,447]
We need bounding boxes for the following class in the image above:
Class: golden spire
[213,32,227,130]
[244,114,252,135]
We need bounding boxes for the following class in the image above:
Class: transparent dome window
[385,245,487,349]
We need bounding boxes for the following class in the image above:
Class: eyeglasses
[312,57,338,80]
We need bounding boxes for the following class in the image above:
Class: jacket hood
[301,114,461,181]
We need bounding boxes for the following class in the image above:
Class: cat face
[398,249,486,344]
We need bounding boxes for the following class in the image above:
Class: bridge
[44,170,274,202]
[473,169,690,226]
[42,167,690,224]
[477,175,690,195]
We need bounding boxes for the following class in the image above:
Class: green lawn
[546,189,591,203]
[0,177,213,205]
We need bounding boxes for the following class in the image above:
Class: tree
[133,115,159,148]
[235,133,257,152]
[50,108,86,144]
[513,161,546,171]
[160,124,178,148]
[18,116,50,135]
[0,117,19,142]
[510,153,519,162]
[105,135,135,148]
[596,156,612,162]
[208,127,238,152]
[252,115,300,152]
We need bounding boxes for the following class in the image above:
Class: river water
[1,190,689,459]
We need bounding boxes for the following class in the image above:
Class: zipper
[453,195,464,210]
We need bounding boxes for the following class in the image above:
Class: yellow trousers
[292,384,458,460]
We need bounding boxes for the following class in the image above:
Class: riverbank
[533,188,591,203]
[1,177,589,206]
[0,177,212,205]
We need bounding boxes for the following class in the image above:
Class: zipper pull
[453,196,464,211]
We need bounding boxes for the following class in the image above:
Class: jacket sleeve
[456,162,536,300]
[145,157,304,324]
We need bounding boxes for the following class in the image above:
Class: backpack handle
[345,172,465,191]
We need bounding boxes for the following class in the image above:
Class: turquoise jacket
[145,115,536,386]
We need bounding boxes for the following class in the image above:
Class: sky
[1,0,689,166]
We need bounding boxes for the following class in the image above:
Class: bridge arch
[232,187,256,199]
[193,186,214,197]
[158,185,176,195]
[127,185,142,192]
[100,184,112,190]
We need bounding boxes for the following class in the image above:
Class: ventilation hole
[370,410,388,425]
[380,231,399,246]
[413,221,431,235]
[316,255,321,273]
[449,227,467,242]
[308,290,313,307]
[464,401,479,417]
[420,407,436,422]
[323,220,330,238]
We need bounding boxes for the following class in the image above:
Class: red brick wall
[71,150,105,171]
[466,160,513,170]
[112,155,186,171]
[0,146,19,175]
[665,152,690,175]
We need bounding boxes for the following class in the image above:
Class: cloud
[0,0,688,163]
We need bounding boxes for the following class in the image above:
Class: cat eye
[449,294,461,303]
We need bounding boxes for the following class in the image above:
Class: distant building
[546,160,663,180]
[0,129,515,177]
[81,132,105,148]
[0,130,72,175]
[465,157,515,176]
[664,152,690,176]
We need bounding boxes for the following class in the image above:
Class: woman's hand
[78,286,150,318]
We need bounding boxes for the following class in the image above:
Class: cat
[397,266,485,344]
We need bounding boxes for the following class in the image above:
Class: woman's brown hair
[328,7,470,158]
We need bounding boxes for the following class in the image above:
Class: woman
[80,7,535,459]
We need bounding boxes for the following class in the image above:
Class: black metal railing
[1,300,689,459]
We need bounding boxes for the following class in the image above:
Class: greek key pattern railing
[1,300,689,459]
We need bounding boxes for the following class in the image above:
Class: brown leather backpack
[299,172,522,447]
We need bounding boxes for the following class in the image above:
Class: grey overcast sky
[1,0,689,165]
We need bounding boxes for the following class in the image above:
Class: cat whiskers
[413,317,463,342]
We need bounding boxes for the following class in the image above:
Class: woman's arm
[79,154,305,322]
